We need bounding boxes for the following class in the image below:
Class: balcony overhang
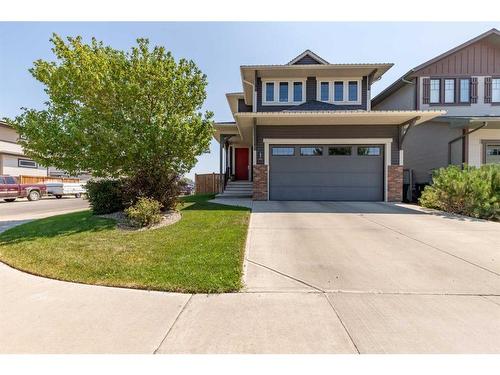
[217,110,445,143]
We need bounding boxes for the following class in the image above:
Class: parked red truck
[0,175,47,202]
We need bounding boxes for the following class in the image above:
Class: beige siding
[0,154,48,177]
[468,128,500,167]
[0,126,19,143]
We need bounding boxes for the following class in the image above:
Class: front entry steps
[216,180,253,198]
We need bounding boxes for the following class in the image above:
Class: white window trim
[492,78,500,103]
[262,79,306,105]
[459,78,470,103]
[316,78,362,105]
[429,78,440,104]
[263,138,392,202]
[444,79,455,104]
[18,158,38,168]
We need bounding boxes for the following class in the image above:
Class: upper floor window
[348,81,358,102]
[430,79,440,103]
[318,79,361,104]
[492,78,500,103]
[334,81,344,101]
[320,82,329,101]
[459,79,470,103]
[262,80,305,105]
[266,82,274,102]
[444,79,455,103]
[279,82,289,102]
[293,82,303,102]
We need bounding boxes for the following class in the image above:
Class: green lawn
[0,195,250,293]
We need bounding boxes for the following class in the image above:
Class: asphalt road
[0,196,90,222]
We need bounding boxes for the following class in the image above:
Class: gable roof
[372,28,500,107]
[287,50,329,65]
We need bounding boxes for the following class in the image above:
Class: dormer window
[262,79,306,105]
[317,79,361,104]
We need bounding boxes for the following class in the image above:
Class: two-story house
[373,28,500,191]
[214,50,443,202]
[0,120,48,177]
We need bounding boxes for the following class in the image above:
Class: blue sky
[1,22,499,179]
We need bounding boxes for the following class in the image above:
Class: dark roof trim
[287,50,329,65]
[372,28,500,107]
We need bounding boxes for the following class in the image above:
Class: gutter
[448,121,487,164]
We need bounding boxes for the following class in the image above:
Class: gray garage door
[269,144,384,201]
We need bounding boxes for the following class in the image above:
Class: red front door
[235,148,249,180]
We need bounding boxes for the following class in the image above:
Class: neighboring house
[373,28,500,188]
[214,50,443,202]
[0,120,48,177]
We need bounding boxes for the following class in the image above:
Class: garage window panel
[300,147,323,156]
[272,147,295,156]
[329,146,352,155]
[358,146,381,156]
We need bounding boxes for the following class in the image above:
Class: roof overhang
[220,110,445,143]
[241,63,394,105]
[435,116,500,129]
[225,92,244,114]
[213,122,242,144]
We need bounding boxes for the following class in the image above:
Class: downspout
[448,122,487,165]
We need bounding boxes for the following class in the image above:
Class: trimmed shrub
[125,197,162,227]
[85,179,125,214]
[122,170,181,211]
[419,164,500,220]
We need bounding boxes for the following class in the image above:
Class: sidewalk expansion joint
[324,294,361,354]
[153,294,193,354]
[245,258,325,293]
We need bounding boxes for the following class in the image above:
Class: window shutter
[484,77,492,103]
[470,77,478,103]
[422,78,430,104]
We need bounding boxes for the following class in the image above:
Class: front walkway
[1,200,500,353]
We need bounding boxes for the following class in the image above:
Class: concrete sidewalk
[1,200,500,353]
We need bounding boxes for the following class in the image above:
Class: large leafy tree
[12,34,213,184]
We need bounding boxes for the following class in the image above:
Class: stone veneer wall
[252,165,268,200]
[387,165,403,202]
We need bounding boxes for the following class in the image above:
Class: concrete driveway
[1,199,500,354]
[241,201,500,353]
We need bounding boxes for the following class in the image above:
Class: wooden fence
[195,173,223,194]
[18,175,81,184]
